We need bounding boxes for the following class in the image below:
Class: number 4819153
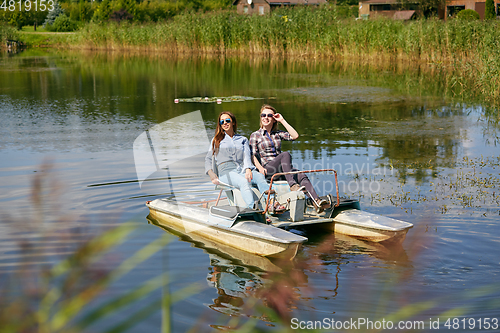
[1,0,55,11]
[444,318,498,330]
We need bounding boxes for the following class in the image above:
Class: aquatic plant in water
[176,96,264,103]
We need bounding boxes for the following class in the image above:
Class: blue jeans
[218,167,269,209]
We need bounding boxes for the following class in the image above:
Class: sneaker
[290,184,306,192]
[269,198,286,214]
[315,199,328,213]
[320,198,331,210]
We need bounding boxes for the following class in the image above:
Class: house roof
[233,0,326,5]
[268,0,327,4]
[393,10,415,20]
[358,0,398,3]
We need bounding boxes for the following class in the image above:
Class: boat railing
[263,169,340,215]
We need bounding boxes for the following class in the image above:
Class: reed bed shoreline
[4,6,500,111]
[65,8,499,109]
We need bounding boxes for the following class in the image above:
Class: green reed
[0,219,203,332]
[63,7,500,109]
[0,23,18,44]
[0,163,202,333]
[69,7,497,58]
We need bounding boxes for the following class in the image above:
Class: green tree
[92,0,112,22]
[9,10,31,30]
[52,14,77,31]
[485,0,495,19]
[78,0,92,22]
[43,0,64,27]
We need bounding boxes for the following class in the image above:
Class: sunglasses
[261,113,275,118]
[219,118,232,125]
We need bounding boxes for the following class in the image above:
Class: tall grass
[71,7,497,59]
[66,7,500,108]
[0,23,18,44]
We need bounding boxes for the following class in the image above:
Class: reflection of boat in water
[148,215,277,318]
[147,170,413,259]
[207,254,264,298]
[206,253,270,317]
[330,233,409,263]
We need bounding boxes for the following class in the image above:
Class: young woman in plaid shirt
[249,105,329,213]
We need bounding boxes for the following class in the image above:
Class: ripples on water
[1,51,499,331]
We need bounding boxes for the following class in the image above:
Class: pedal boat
[146,169,413,260]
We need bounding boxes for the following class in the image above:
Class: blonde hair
[260,104,278,132]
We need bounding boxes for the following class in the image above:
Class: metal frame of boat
[264,169,413,244]
[146,169,413,260]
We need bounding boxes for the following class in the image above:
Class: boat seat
[209,205,265,227]
[210,205,241,220]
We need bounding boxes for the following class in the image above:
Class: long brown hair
[260,104,278,132]
[212,111,237,154]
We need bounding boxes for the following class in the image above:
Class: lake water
[1,50,499,332]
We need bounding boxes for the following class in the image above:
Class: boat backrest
[225,187,263,209]
[272,180,290,197]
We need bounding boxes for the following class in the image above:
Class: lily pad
[176,96,264,103]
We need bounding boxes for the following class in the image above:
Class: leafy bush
[456,9,480,20]
[485,0,495,19]
[335,5,359,18]
[0,23,18,42]
[117,0,136,18]
[92,0,113,22]
[52,14,78,31]
[134,1,180,22]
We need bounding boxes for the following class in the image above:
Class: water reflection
[147,214,280,323]
[321,233,409,264]
[148,213,414,326]
[0,50,483,184]
[206,254,266,316]
[2,50,500,330]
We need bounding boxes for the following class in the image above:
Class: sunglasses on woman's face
[219,118,232,125]
[261,113,274,118]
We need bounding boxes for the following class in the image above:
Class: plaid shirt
[249,128,292,165]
